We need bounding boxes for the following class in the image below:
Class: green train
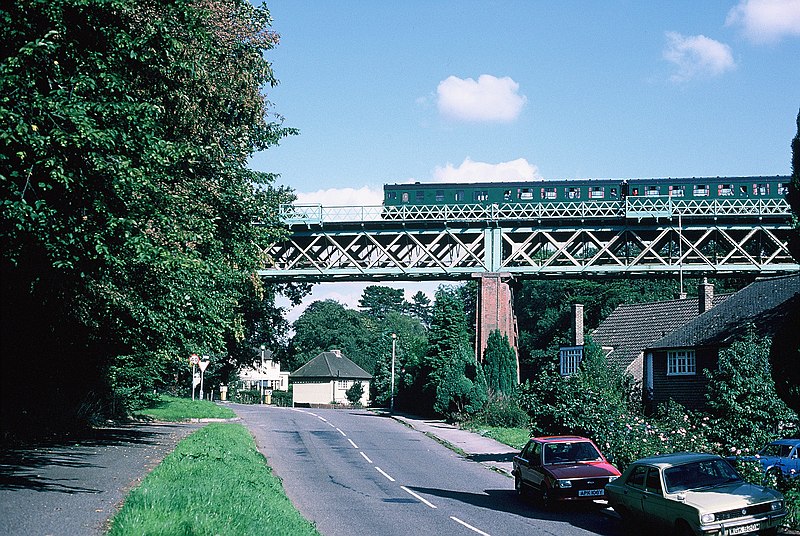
[383,176,790,207]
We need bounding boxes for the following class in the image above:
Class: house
[587,280,730,385]
[239,348,290,392]
[645,274,800,411]
[291,350,372,407]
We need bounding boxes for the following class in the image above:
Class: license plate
[727,523,760,535]
[578,489,604,497]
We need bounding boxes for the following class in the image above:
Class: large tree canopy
[1,0,297,434]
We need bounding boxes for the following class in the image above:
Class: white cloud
[437,74,527,122]
[726,0,800,43]
[433,157,540,183]
[295,186,383,206]
[663,32,736,82]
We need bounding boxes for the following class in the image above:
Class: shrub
[479,397,529,428]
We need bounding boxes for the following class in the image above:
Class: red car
[513,436,621,502]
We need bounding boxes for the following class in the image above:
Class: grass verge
[108,422,319,536]
[461,423,530,450]
[134,395,236,421]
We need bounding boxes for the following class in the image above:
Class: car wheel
[536,484,551,505]
[675,520,696,536]
[514,475,527,497]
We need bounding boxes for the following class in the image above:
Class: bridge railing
[278,197,790,225]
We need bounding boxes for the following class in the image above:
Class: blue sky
[253,0,800,321]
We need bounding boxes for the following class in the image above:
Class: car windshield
[759,443,793,457]
[543,441,603,464]
[663,459,742,493]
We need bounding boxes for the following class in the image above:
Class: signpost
[190,354,199,400]
[198,357,209,400]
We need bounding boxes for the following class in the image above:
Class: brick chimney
[699,278,714,314]
[572,304,584,346]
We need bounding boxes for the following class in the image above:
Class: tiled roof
[290,351,372,380]
[649,274,800,350]
[591,294,730,370]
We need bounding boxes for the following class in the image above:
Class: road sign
[198,360,209,372]
[190,354,199,365]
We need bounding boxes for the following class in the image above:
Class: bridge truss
[258,198,798,282]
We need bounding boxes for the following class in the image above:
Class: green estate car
[605,452,787,536]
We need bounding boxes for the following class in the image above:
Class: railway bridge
[258,196,798,365]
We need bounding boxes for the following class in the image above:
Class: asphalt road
[0,422,201,535]
[233,405,625,536]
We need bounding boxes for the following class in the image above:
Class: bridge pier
[473,272,519,383]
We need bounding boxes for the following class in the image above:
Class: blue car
[746,439,800,485]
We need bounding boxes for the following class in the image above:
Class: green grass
[135,395,236,421]
[108,422,320,536]
[462,423,530,450]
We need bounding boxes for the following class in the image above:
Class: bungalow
[291,350,372,407]
[645,273,800,411]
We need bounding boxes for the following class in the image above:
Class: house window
[559,346,583,376]
[337,379,349,389]
[667,349,696,376]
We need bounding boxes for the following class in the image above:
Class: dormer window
[667,349,696,376]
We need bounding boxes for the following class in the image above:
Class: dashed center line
[400,486,437,509]
[360,451,373,463]
[335,428,346,437]
[450,516,491,536]
[347,438,359,449]
[375,467,395,482]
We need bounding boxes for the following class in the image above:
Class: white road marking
[347,438,358,449]
[336,428,346,437]
[317,416,327,422]
[360,452,373,463]
[400,486,437,509]
[375,467,395,482]
[450,517,491,536]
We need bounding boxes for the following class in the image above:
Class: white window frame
[559,346,584,376]
[337,379,349,389]
[667,349,696,376]
[645,185,660,197]
[693,185,709,197]
[540,187,556,200]
[588,186,604,199]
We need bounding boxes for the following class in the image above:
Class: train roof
[383,175,789,189]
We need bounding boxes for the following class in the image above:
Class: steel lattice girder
[258,222,799,281]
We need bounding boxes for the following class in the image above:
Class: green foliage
[0,0,299,432]
[408,290,433,328]
[345,381,365,406]
[476,396,529,429]
[358,285,405,320]
[369,313,428,408]
[134,395,235,421]
[704,328,799,453]
[788,108,800,261]
[483,329,517,396]
[108,423,319,536]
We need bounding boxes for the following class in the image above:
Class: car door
[621,465,648,518]
[516,441,540,488]
[639,467,673,527]
[788,444,800,475]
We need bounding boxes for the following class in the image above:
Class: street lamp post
[390,333,397,412]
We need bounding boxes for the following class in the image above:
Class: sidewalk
[386,412,519,476]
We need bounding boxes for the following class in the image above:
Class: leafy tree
[368,312,427,409]
[0,0,297,432]
[345,381,365,407]
[704,327,798,454]
[289,299,372,372]
[358,285,405,321]
[483,329,517,396]
[788,108,800,261]
[408,290,433,328]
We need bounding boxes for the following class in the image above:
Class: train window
[387,192,397,200]
[610,188,618,197]
[455,190,465,202]
[565,187,581,199]
[693,185,709,196]
[520,188,535,200]
[718,184,734,196]
[631,188,640,196]
[540,187,555,200]
[474,190,489,202]
[416,191,425,202]
[435,190,444,202]
[588,186,604,199]
[401,192,409,203]
[503,190,512,201]
[669,185,685,197]
[645,185,660,196]
[753,184,769,196]
[739,185,747,195]
[778,183,789,195]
